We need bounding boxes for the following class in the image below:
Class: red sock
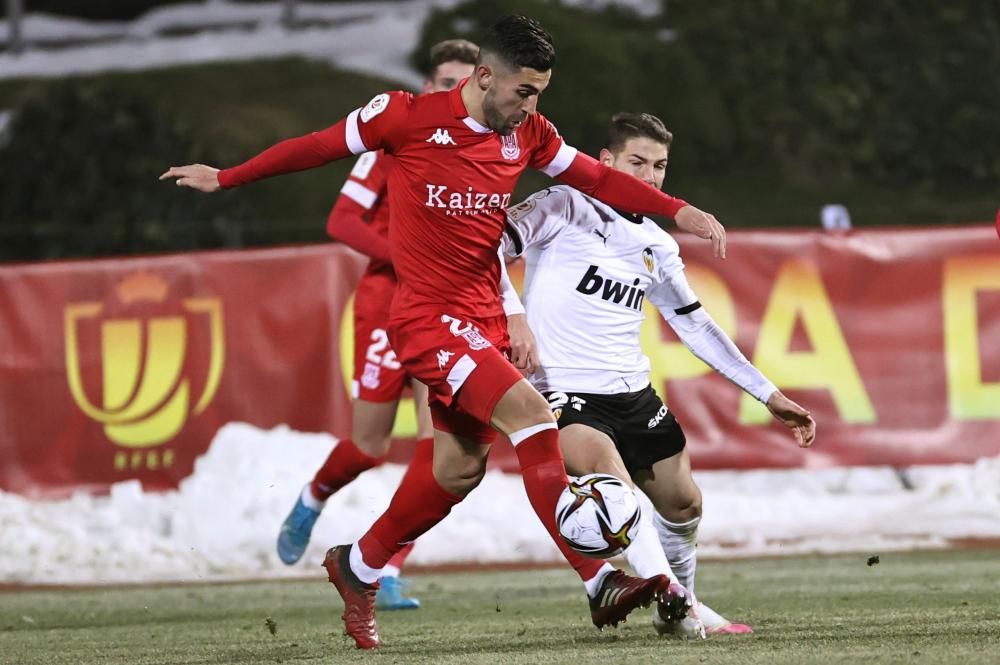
[385,542,415,571]
[358,438,461,569]
[310,438,383,501]
[515,426,607,581]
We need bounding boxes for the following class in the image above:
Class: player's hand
[159,164,221,192]
[675,205,726,259]
[506,313,537,375]
[766,390,816,448]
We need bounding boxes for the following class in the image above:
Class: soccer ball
[555,473,641,558]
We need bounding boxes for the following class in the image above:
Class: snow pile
[2,422,999,585]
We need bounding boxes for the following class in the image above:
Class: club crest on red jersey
[501,133,521,161]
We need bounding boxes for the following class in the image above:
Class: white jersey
[501,185,776,402]
[502,186,694,393]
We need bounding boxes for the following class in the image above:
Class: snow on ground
[2,422,999,585]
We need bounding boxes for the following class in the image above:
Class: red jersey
[346,82,576,319]
[219,80,689,319]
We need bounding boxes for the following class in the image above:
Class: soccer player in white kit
[500,112,817,638]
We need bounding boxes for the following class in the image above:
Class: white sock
[622,518,678,583]
[381,564,401,579]
[349,542,382,585]
[583,562,615,598]
[300,484,326,512]
[654,513,699,595]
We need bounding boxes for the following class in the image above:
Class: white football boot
[654,598,753,638]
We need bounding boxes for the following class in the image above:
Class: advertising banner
[1,226,997,496]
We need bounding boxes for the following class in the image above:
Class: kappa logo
[501,133,520,160]
[440,314,492,351]
[437,349,455,369]
[426,128,456,145]
[360,93,390,123]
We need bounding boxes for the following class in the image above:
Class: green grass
[2,550,999,664]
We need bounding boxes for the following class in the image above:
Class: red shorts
[387,306,523,443]
[352,272,409,403]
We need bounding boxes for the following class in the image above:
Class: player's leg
[324,424,488,648]
[486,378,671,628]
[559,424,678,582]
[629,399,750,636]
[556,419,691,627]
[277,317,409,565]
[276,399,401,565]
[633,446,701,595]
[375,381,434,610]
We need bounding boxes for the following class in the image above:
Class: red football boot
[589,571,670,629]
[322,545,381,649]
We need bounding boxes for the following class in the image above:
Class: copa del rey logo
[425,184,512,215]
[64,270,225,466]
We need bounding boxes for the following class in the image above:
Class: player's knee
[517,390,556,426]
[669,492,702,522]
[493,385,555,432]
[435,459,486,497]
[353,434,392,458]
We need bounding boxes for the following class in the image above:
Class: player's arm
[648,268,816,447]
[530,122,726,258]
[497,246,537,373]
[160,92,410,192]
[326,154,390,261]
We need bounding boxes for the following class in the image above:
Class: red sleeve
[325,152,390,261]
[217,91,412,189]
[326,197,390,262]
[556,151,689,219]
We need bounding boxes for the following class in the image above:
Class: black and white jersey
[502,185,776,402]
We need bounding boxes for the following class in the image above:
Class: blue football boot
[276,489,321,565]
[375,576,421,610]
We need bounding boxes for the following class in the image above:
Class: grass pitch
[2,550,998,665]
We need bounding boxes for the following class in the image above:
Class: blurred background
[2,0,998,262]
[1,0,999,593]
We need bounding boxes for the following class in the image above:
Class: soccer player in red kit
[274,39,481,613]
[162,15,727,649]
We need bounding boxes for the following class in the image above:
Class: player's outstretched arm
[161,119,356,191]
[554,151,727,258]
[161,92,410,192]
[765,391,817,448]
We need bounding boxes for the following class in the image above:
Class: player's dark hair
[428,39,480,75]
[606,113,673,153]
[479,15,555,72]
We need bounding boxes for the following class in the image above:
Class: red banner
[0,246,365,497]
[1,226,998,497]
[664,226,1000,468]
